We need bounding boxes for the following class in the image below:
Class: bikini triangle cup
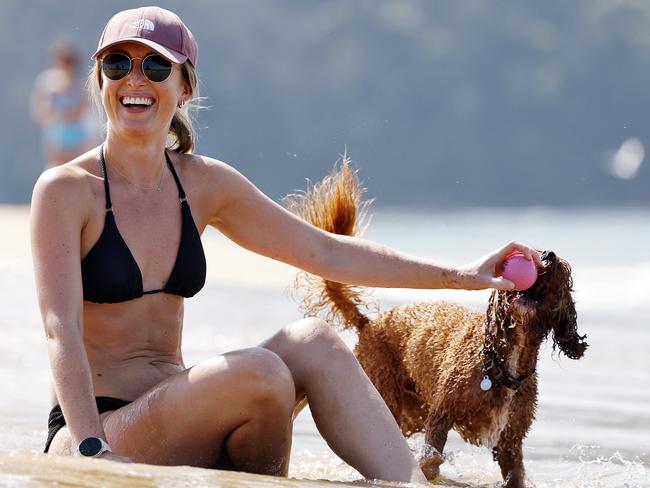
[81,145,206,303]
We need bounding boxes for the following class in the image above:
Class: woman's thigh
[49,347,295,468]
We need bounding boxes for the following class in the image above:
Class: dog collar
[483,354,535,391]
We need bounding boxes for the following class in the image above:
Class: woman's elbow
[42,314,82,343]
[301,236,348,281]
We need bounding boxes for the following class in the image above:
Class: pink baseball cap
[92,6,198,67]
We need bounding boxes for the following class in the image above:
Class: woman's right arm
[30,168,108,455]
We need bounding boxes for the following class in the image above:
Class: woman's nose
[125,59,146,85]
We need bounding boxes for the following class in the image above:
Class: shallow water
[0,206,648,487]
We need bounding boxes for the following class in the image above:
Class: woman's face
[100,42,189,141]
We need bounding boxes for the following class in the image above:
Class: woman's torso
[50,149,216,405]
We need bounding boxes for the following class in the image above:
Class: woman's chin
[110,120,163,140]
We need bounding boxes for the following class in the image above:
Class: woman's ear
[178,87,191,108]
[183,79,193,101]
[178,91,188,108]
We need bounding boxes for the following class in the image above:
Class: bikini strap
[98,144,113,212]
[165,152,187,202]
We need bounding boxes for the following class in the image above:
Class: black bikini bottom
[44,396,131,453]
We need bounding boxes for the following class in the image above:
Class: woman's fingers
[460,241,540,290]
[496,241,542,267]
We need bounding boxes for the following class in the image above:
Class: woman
[30,38,97,168]
[31,7,540,483]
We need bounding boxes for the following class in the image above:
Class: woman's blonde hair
[87,59,200,154]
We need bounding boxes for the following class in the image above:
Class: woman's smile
[119,95,156,114]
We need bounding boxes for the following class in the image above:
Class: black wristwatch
[76,437,112,457]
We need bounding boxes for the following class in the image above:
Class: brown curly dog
[285,158,588,488]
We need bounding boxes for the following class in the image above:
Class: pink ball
[502,253,538,290]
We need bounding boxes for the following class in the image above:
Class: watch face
[78,437,103,457]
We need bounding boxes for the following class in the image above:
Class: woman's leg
[47,347,295,475]
[260,318,427,483]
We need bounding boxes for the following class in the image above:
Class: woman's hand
[98,452,133,463]
[459,241,542,290]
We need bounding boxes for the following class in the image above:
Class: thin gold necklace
[111,157,166,192]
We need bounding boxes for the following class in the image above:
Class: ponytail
[167,62,199,153]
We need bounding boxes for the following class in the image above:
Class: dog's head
[518,250,587,359]
[489,250,588,359]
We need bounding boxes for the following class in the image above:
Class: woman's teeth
[121,96,153,106]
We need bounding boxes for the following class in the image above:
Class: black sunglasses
[101,52,173,83]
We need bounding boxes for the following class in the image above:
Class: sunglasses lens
[102,53,131,80]
[142,55,173,82]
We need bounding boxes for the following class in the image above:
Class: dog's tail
[284,154,374,331]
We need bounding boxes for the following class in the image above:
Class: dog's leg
[493,442,525,488]
[420,411,450,480]
[493,382,536,487]
[494,417,529,488]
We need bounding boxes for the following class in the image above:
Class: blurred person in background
[30,6,540,484]
[30,38,99,169]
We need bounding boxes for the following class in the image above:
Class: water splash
[567,444,648,487]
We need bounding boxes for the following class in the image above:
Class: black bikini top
[81,146,206,303]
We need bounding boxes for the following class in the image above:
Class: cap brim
[91,38,188,64]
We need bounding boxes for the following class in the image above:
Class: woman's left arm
[207,161,540,291]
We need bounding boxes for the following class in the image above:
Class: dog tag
[480,375,492,391]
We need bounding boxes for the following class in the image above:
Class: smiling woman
[87,36,198,154]
[30,5,540,484]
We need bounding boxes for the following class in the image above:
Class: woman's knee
[225,347,296,414]
[271,318,352,368]
[288,317,347,350]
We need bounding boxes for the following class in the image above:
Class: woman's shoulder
[174,152,248,188]
[175,152,237,173]
[172,153,256,217]
[33,149,102,204]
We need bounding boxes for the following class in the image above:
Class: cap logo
[126,19,155,31]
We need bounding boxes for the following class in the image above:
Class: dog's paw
[420,447,444,480]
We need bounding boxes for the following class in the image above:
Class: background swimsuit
[41,83,89,152]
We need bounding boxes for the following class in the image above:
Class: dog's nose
[541,250,556,262]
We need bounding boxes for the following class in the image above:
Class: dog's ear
[486,290,510,331]
[552,298,588,359]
